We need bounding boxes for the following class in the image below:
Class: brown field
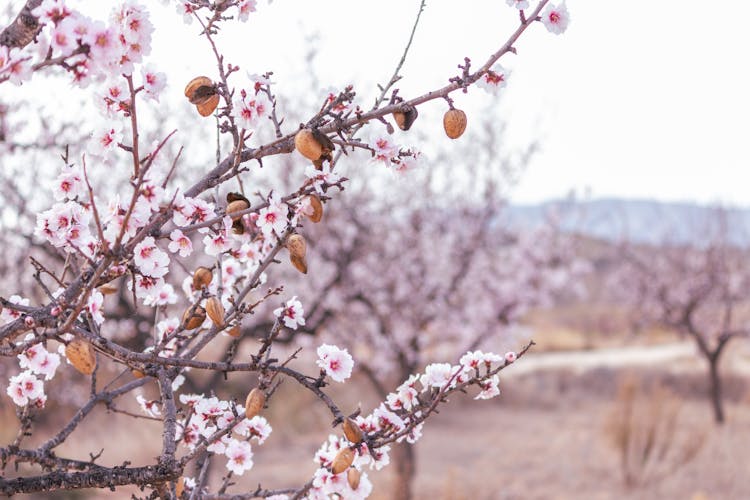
[4,334,750,500]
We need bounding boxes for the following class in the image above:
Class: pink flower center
[550,12,560,23]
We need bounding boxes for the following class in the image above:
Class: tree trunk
[708,357,725,424]
[391,441,416,500]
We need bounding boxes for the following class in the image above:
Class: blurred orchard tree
[0,0,574,498]
[611,209,750,425]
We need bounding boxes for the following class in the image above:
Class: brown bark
[708,356,725,424]
[0,0,43,48]
[391,441,416,500]
[0,463,181,496]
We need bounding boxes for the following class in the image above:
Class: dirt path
[507,342,698,376]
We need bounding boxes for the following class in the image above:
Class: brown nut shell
[347,468,361,490]
[245,388,266,419]
[205,297,226,328]
[295,128,324,161]
[182,305,206,330]
[393,104,418,131]
[306,195,323,223]
[290,254,308,274]
[184,76,213,99]
[443,108,467,139]
[286,234,307,259]
[226,199,250,222]
[175,477,185,498]
[343,417,364,444]
[66,339,97,375]
[196,93,220,117]
[331,447,355,475]
[192,267,213,290]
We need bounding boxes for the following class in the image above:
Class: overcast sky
[11,1,750,205]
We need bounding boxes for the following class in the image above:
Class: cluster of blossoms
[177,0,260,25]
[0,0,156,87]
[5,332,61,407]
[302,348,516,498]
[174,394,273,476]
[504,0,570,36]
[370,136,422,172]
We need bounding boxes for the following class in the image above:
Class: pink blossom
[273,296,305,330]
[475,375,500,400]
[32,0,72,25]
[419,363,457,390]
[505,0,529,9]
[257,195,288,239]
[130,275,165,301]
[202,217,233,256]
[2,52,33,86]
[142,283,177,307]
[460,350,502,370]
[304,163,341,195]
[6,372,44,407]
[136,394,162,417]
[141,64,166,101]
[87,289,105,325]
[1,295,29,324]
[235,415,272,444]
[237,0,258,22]
[18,338,61,381]
[476,63,509,95]
[231,89,271,130]
[505,351,517,363]
[316,344,353,383]
[84,22,118,68]
[392,150,421,173]
[371,136,398,166]
[50,17,79,56]
[90,122,122,158]
[172,196,216,230]
[134,236,169,278]
[386,375,419,411]
[176,2,196,24]
[168,229,193,257]
[53,165,85,201]
[225,439,254,475]
[542,2,570,35]
[373,404,405,433]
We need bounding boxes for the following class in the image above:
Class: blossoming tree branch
[0,0,570,498]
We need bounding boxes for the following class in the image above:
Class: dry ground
[4,338,750,500]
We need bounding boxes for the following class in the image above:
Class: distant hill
[504,198,750,246]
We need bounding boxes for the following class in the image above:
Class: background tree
[610,209,750,424]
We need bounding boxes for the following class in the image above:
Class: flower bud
[443,108,467,139]
[245,388,266,419]
[66,339,97,375]
[227,324,242,338]
[331,447,355,474]
[205,297,226,328]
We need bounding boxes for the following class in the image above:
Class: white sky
[9,0,750,205]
